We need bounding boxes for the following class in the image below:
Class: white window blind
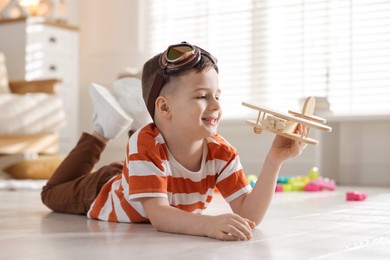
[146,0,390,119]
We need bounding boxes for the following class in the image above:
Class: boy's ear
[155,96,171,118]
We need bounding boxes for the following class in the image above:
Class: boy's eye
[196,95,220,100]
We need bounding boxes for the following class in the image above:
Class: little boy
[42,42,303,241]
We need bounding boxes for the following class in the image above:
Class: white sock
[89,83,133,139]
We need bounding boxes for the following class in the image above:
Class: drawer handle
[49,65,57,71]
[49,36,57,43]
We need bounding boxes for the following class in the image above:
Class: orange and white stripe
[88,123,251,223]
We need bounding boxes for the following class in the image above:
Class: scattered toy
[247,174,258,188]
[346,192,367,201]
[275,184,283,192]
[275,167,336,193]
[304,182,323,192]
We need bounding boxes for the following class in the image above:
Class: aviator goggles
[147,42,218,118]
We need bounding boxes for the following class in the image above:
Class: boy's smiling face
[164,68,222,140]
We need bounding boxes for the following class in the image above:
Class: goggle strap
[147,73,165,118]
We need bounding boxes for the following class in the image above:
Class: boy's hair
[141,52,218,109]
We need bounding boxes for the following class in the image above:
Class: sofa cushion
[4,155,64,179]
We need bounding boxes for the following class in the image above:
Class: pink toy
[275,184,283,192]
[346,192,367,201]
[311,178,336,191]
[304,182,323,192]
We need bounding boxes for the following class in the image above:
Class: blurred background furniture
[0,51,65,156]
[0,16,79,154]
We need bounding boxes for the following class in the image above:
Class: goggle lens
[167,45,194,62]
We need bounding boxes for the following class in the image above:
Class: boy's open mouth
[202,117,218,125]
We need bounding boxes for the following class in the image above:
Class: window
[146,0,390,119]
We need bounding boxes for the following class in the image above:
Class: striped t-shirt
[87,123,252,223]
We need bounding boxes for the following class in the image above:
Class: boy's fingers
[245,218,256,229]
[231,219,252,239]
[213,214,255,241]
[223,225,248,241]
[232,214,251,229]
[295,124,303,134]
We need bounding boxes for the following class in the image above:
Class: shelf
[0,16,79,31]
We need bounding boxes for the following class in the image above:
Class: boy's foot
[89,83,133,140]
[112,77,153,130]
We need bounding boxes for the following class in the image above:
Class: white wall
[321,119,390,187]
[77,0,152,165]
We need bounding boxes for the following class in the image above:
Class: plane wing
[242,101,332,132]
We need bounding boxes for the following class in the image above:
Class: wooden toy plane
[242,97,332,147]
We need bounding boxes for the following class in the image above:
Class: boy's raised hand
[203,213,255,241]
[268,124,304,164]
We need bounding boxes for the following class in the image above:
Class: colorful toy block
[310,178,336,191]
[346,192,367,201]
[247,174,258,188]
[282,183,293,192]
[276,167,336,193]
[291,181,306,191]
[304,182,323,192]
[277,176,289,184]
[308,167,320,180]
[275,184,283,192]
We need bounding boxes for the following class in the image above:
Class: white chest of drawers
[0,17,79,154]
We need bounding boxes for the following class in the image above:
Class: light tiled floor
[1,186,390,260]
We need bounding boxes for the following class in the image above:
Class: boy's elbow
[247,215,264,228]
[254,219,262,227]
[148,218,165,231]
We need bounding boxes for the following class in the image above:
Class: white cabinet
[0,17,79,154]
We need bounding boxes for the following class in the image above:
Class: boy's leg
[41,83,133,214]
[41,133,120,214]
[41,167,120,214]
[43,133,105,189]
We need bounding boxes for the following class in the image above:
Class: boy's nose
[209,97,221,110]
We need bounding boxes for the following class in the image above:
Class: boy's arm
[229,154,282,226]
[139,197,255,241]
[229,127,303,226]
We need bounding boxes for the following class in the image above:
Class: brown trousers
[41,133,122,215]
